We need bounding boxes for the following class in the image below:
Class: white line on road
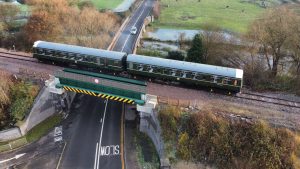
[94,142,99,169]
[121,1,148,52]
[0,153,26,164]
[97,99,108,169]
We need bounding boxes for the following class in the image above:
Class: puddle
[142,41,179,51]
[146,28,238,43]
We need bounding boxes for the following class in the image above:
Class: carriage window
[186,72,193,79]
[222,77,229,84]
[138,64,144,71]
[128,62,133,69]
[195,74,204,80]
[132,63,138,69]
[114,60,119,66]
[153,66,161,73]
[234,80,238,86]
[211,75,218,83]
[162,68,170,75]
[145,65,154,72]
[98,58,104,65]
[37,49,44,54]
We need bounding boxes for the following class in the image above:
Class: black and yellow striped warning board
[63,86,135,104]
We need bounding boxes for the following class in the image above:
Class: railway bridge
[49,68,147,105]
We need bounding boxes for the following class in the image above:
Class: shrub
[158,106,181,141]
[167,50,185,61]
[160,107,300,169]
[9,81,39,120]
[176,132,191,161]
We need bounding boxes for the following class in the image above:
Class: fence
[157,96,202,108]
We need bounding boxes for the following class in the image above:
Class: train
[33,41,243,92]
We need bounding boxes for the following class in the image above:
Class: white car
[130,26,137,35]
[54,126,62,137]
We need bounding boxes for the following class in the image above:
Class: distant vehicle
[130,26,137,35]
[54,126,62,137]
[33,41,244,92]
[54,136,63,142]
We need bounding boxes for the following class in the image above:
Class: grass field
[90,0,123,9]
[154,0,296,33]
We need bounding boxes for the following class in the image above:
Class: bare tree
[287,15,300,76]
[153,1,161,19]
[246,7,296,77]
[69,8,119,48]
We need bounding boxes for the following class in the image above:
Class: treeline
[0,0,120,51]
[159,106,300,169]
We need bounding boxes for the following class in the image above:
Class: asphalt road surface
[112,0,155,53]
[60,94,125,169]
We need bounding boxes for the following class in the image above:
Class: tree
[247,7,296,77]
[201,24,234,65]
[23,11,63,44]
[23,0,119,49]
[167,50,184,61]
[153,1,160,19]
[186,34,204,63]
[178,32,186,50]
[287,15,300,76]
[69,8,119,48]
[0,3,20,31]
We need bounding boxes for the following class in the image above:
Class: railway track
[1,50,299,109]
[0,51,38,63]
[236,92,300,109]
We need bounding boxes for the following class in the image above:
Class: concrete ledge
[0,128,22,142]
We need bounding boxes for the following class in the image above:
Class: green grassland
[154,0,295,33]
[90,0,123,9]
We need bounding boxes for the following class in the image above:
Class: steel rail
[236,93,300,109]
[0,51,38,63]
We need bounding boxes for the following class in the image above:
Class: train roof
[127,54,243,79]
[33,41,126,60]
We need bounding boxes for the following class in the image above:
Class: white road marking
[121,1,148,52]
[97,99,108,169]
[100,118,102,123]
[94,142,99,169]
[100,145,120,156]
[0,153,26,164]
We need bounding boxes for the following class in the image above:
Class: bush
[167,50,185,61]
[160,106,300,169]
[176,132,191,161]
[158,106,181,141]
[136,48,166,58]
[9,81,39,120]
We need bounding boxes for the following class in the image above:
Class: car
[54,136,63,142]
[54,126,62,137]
[130,26,137,35]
